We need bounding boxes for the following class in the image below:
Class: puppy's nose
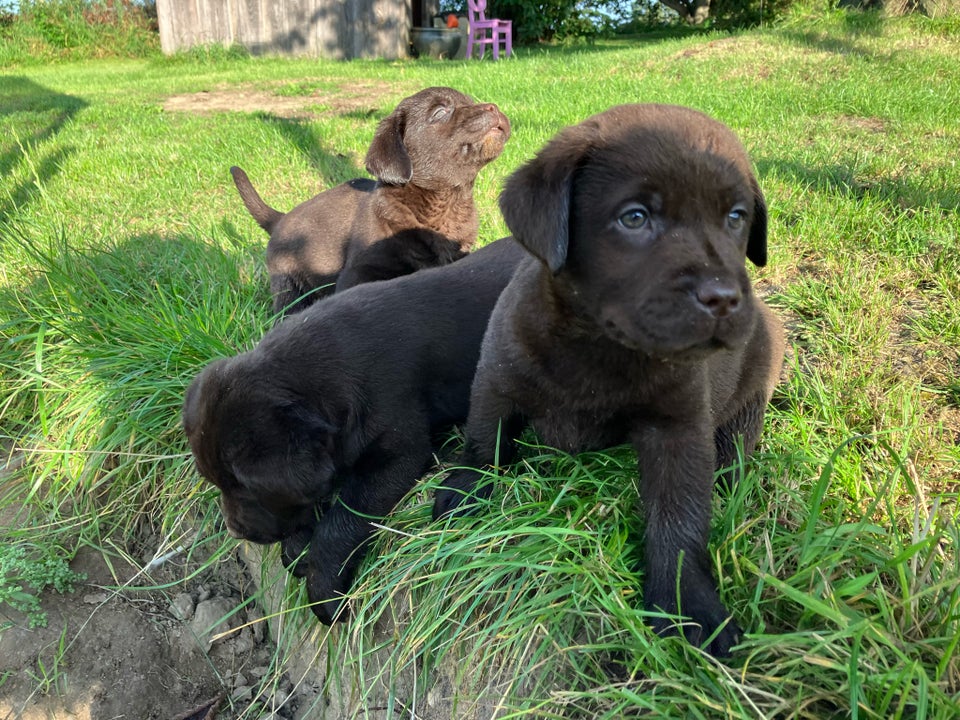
[695,280,742,318]
[482,103,505,125]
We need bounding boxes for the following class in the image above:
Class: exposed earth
[160,80,404,119]
[0,538,303,720]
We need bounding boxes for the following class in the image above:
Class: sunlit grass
[1,9,958,717]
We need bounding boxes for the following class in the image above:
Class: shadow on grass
[0,77,88,223]
[514,27,719,56]
[777,9,889,58]
[252,111,366,187]
[756,157,960,214]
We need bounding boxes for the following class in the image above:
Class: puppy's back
[265,237,524,371]
[403,236,526,312]
[261,237,525,430]
[288,237,521,323]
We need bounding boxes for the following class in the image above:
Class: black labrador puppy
[183,237,526,624]
[231,86,511,314]
[433,104,786,657]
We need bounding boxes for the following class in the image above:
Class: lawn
[1,9,959,718]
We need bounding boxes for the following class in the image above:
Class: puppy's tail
[230,166,284,234]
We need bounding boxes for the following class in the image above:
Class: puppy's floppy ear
[182,372,203,438]
[365,107,412,186]
[747,175,767,267]
[269,401,338,498]
[182,358,227,439]
[499,123,596,273]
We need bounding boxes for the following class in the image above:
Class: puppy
[433,104,786,657]
[231,86,511,314]
[183,237,526,624]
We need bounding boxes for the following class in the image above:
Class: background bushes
[0,0,158,63]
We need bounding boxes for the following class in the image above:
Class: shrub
[0,0,159,63]
[709,0,796,26]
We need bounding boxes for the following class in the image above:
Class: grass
[1,6,959,718]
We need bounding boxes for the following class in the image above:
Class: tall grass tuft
[1,9,959,717]
[291,433,959,718]
[0,219,267,545]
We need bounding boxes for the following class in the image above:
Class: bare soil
[162,80,403,119]
[0,536,306,720]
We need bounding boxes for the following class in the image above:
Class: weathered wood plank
[157,0,412,59]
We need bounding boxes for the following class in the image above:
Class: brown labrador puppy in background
[434,104,786,657]
[231,86,511,314]
[183,237,527,625]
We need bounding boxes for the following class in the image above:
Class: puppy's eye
[619,206,649,230]
[727,207,748,231]
[430,105,451,123]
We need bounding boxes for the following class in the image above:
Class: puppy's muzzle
[220,500,281,545]
[467,104,511,140]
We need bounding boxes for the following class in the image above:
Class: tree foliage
[482,0,791,40]
[489,0,629,41]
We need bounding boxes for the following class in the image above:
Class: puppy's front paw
[310,593,348,626]
[280,526,314,578]
[433,468,492,520]
[306,567,351,626]
[649,606,741,658]
[702,615,742,658]
[645,577,741,658]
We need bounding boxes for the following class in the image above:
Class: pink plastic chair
[465,0,512,60]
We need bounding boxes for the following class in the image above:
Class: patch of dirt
[836,114,887,134]
[0,537,302,720]
[673,36,766,61]
[669,37,775,82]
[162,81,403,119]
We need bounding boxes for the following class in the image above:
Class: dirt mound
[0,543,301,720]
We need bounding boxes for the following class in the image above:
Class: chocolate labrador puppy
[231,86,511,314]
[183,237,526,625]
[433,104,786,657]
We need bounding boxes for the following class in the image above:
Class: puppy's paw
[702,616,742,658]
[310,593,348,626]
[645,580,741,658]
[280,527,313,578]
[649,607,742,658]
[433,468,492,520]
[306,569,351,626]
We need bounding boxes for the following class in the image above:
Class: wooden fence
[156,0,412,60]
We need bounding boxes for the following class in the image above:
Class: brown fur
[231,86,510,315]
[433,104,786,657]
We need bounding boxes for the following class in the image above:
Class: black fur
[184,238,526,624]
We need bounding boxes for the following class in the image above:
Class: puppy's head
[365,86,511,189]
[500,103,767,360]
[182,356,336,544]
